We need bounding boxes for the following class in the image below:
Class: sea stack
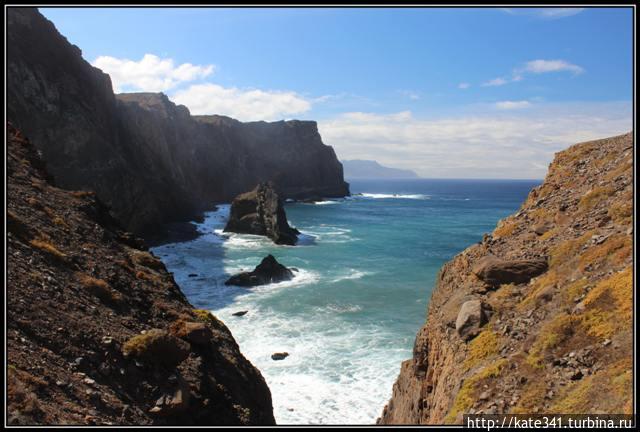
[225,255,294,287]
[224,182,300,245]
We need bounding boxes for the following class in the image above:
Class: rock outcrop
[225,255,295,287]
[379,132,633,424]
[7,124,275,425]
[472,256,548,288]
[224,183,300,245]
[7,8,349,236]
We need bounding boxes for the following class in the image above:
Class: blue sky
[40,7,633,178]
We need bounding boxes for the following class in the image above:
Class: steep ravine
[379,132,633,424]
[7,7,348,236]
[7,124,275,425]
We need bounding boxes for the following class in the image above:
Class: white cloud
[93,54,214,92]
[171,83,311,121]
[479,59,584,88]
[319,101,631,179]
[495,100,531,110]
[482,77,508,87]
[501,8,584,19]
[458,82,470,89]
[521,59,585,75]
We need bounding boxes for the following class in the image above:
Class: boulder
[224,182,299,245]
[455,300,491,341]
[170,321,213,346]
[472,255,548,287]
[225,255,294,287]
[271,352,289,361]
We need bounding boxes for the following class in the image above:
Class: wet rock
[232,311,248,317]
[472,255,548,287]
[225,255,294,287]
[271,352,289,361]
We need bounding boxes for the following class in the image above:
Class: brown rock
[455,300,490,341]
[472,255,548,287]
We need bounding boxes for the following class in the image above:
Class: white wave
[212,305,411,424]
[359,193,430,200]
[331,269,371,283]
[312,200,340,205]
[320,303,363,314]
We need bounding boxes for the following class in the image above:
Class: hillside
[379,132,633,424]
[7,8,348,236]
[342,159,420,179]
[7,124,275,425]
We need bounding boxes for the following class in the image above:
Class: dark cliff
[379,132,633,424]
[7,124,276,425]
[7,7,349,236]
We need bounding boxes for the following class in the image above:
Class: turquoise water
[151,179,539,425]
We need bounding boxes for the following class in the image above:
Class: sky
[40,7,633,179]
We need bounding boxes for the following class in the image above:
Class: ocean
[150,178,540,425]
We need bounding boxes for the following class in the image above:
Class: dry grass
[131,251,165,271]
[29,239,67,262]
[608,200,633,225]
[70,190,95,198]
[549,358,632,414]
[578,186,615,211]
[549,231,594,267]
[445,358,508,423]
[580,268,632,339]
[7,368,48,424]
[577,235,632,271]
[463,330,500,370]
[76,273,122,305]
[122,329,190,368]
[526,313,579,368]
[494,219,518,238]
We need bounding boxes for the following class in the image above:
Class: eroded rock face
[7,125,275,425]
[379,132,633,424]
[7,8,349,236]
[472,256,548,288]
[225,255,294,287]
[224,183,300,245]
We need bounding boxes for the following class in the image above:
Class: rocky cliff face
[7,7,348,236]
[7,124,275,425]
[379,132,633,424]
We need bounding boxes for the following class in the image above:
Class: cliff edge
[379,132,633,424]
[7,8,348,236]
[7,124,275,425]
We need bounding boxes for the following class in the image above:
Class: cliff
[379,132,633,424]
[7,7,349,236]
[7,124,275,425]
